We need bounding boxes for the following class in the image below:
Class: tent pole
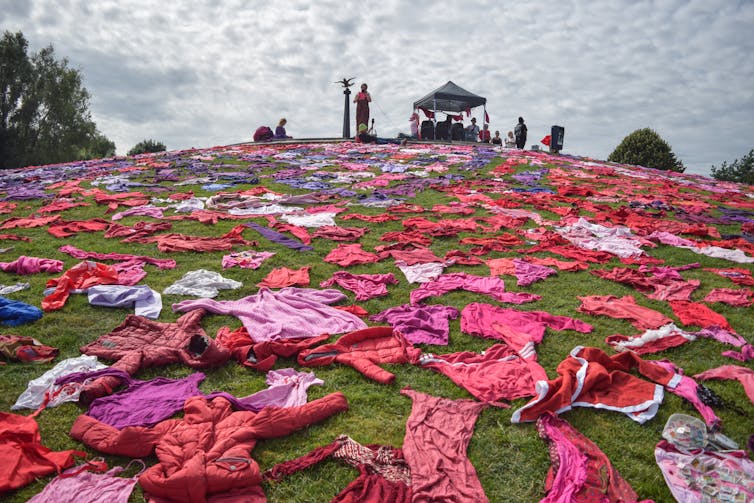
[433,97,437,140]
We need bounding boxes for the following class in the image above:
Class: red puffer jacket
[79,309,231,403]
[70,392,348,502]
[298,326,421,384]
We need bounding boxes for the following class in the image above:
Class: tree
[607,128,685,173]
[127,139,167,156]
[0,31,115,169]
[711,150,754,185]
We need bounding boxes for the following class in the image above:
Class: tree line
[1,31,164,170]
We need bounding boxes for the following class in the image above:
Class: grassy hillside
[0,141,752,502]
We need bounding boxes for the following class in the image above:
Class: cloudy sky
[3,0,753,175]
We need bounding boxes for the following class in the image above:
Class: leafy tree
[607,128,685,173]
[0,31,114,169]
[79,132,116,160]
[127,139,167,156]
[711,149,754,185]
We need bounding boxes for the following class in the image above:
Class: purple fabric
[245,222,313,251]
[513,258,557,286]
[58,368,323,429]
[370,304,459,345]
[409,272,541,305]
[172,287,367,343]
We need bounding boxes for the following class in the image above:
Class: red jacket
[79,309,231,403]
[70,393,348,502]
[298,326,421,384]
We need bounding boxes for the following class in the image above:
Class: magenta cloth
[0,256,63,275]
[537,412,642,503]
[370,304,459,345]
[417,344,537,405]
[57,368,323,429]
[172,287,367,343]
[320,271,399,301]
[58,244,176,270]
[703,287,754,307]
[461,302,593,345]
[722,344,754,362]
[694,365,754,405]
[410,272,541,305]
[27,463,141,503]
[513,258,557,286]
[400,388,489,503]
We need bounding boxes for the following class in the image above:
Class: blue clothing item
[245,222,314,251]
[0,296,43,326]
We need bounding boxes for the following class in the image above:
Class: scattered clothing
[0,256,63,275]
[26,461,143,503]
[257,266,311,288]
[320,271,398,301]
[69,393,348,502]
[0,335,57,364]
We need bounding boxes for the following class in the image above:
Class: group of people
[256,81,530,149]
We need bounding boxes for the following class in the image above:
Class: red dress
[355,92,370,132]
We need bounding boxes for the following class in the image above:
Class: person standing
[353,83,371,134]
[514,117,528,149]
[479,124,491,143]
[491,130,503,145]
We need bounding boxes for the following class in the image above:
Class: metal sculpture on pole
[336,77,355,138]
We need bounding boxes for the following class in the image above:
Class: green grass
[0,142,753,502]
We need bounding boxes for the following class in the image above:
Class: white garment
[87,284,163,319]
[556,217,646,258]
[396,261,446,284]
[12,355,107,410]
[228,203,303,216]
[0,282,30,295]
[280,212,337,228]
[163,269,242,298]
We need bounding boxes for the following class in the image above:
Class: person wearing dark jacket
[514,117,528,149]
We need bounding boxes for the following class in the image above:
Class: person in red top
[353,83,371,133]
[479,123,491,143]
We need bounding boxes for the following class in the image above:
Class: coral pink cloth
[320,271,398,301]
[0,256,63,275]
[401,388,489,503]
[537,412,643,503]
[43,261,120,311]
[410,272,541,305]
[694,365,754,405]
[324,244,380,267]
[417,344,537,405]
[257,266,310,288]
[605,323,697,355]
[703,288,753,307]
[577,295,672,331]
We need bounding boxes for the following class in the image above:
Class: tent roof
[413,81,486,112]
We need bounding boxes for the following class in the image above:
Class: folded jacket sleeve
[248,392,348,439]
